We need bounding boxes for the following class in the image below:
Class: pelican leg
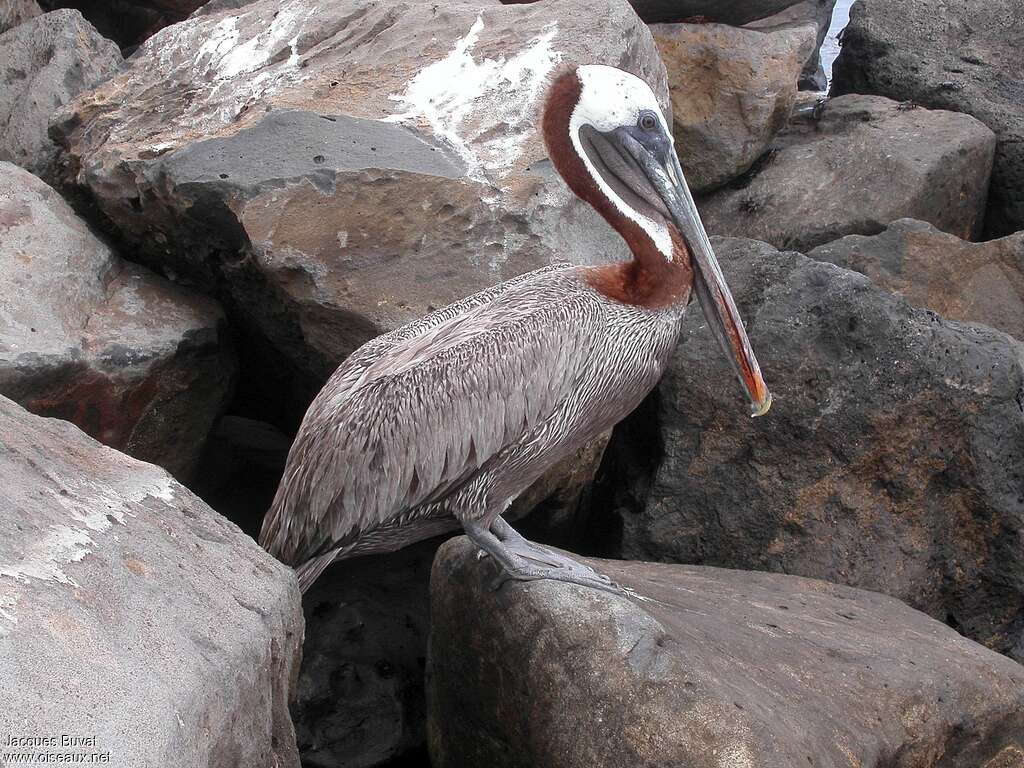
[462,518,623,596]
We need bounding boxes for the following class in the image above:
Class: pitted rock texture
[652,21,816,192]
[696,94,996,252]
[832,0,1024,238]
[428,537,1024,768]
[0,9,122,184]
[0,394,303,768]
[0,162,235,481]
[589,236,1024,661]
[0,0,41,32]
[810,218,1024,341]
[52,0,668,425]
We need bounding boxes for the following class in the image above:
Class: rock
[810,218,1024,341]
[697,94,996,252]
[574,0,808,25]
[745,0,839,91]
[651,21,816,192]
[0,394,303,768]
[831,0,1024,239]
[0,9,122,184]
[53,0,668,426]
[0,162,235,481]
[588,237,1024,660]
[296,539,437,768]
[38,0,209,49]
[0,0,41,32]
[428,537,1024,768]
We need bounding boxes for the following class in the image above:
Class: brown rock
[652,21,816,192]
[697,94,996,252]
[589,236,1024,661]
[0,393,303,768]
[810,218,1024,340]
[428,536,1024,768]
[746,0,839,90]
[0,9,122,184]
[0,161,235,481]
[52,0,668,425]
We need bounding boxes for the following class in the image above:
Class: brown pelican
[259,64,771,594]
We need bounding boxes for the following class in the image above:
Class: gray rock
[52,0,668,424]
[428,537,1024,768]
[0,0,41,33]
[0,394,303,768]
[746,0,839,91]
[589,236,1024,661]
[652,21,817,192]
[697,94,996,252]
[832,0,1024,238]
[39,0,208,49]
[0,9,122,183]
[810,218,1024,340]
[0,162,235,481]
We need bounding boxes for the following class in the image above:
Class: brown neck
[542,70,693,309]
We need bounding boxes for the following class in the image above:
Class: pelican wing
[260,265,597,566]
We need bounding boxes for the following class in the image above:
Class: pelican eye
[638,112,658,131]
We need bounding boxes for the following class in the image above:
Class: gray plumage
[259,263,687,591]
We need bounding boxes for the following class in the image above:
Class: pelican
[259,64,771,594]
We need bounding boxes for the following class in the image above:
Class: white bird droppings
[385,16,562,182]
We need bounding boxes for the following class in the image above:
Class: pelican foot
[487,559,625,597]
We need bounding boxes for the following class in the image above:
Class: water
[821,0,855,89]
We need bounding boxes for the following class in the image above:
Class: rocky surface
[746,0,839,90]
[52,0,667,426]
[810,218,1024,341]
[588,237,1024,661]
[0,9,122,184]
[0,0,41,32]
[296,540,437,768]
[0,394,303,768]
[831,0,1024,238]
[0,162,235,481]
[697,94,996,252]
[652,21,816,192]
[38,0,208,49]
[429,536,1024,768]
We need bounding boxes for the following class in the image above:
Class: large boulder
[0,394,303,767]
[0,162,235,481]
[38,0,208,48]
[831,0,1024,239]
[52,0,667,425]
[810,218,1024,341]
[651,21,817,192]
[589,237,1024,661]
[428,537,1024,767]
[0,0,41,32]
[590,0,808,25]
[696,94,996,252]
[0,9,122,184]
[745,0,839,91]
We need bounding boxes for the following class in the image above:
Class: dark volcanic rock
[296,540,436,768]
[697,94,996,252]
[601,0,808,25]
[38,0,207,49]
[52,0,667,426]
[0,162,235,481]
[0,9,122,184]
[0,0,41,32]
[831,0,1024,238]
[810,218,1024,341]
[651,21,816,192]
[0,394,303,768]
[428,537,1024,768]
[590,237,1024,660]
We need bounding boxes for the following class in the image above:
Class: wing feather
[259,265,602,566]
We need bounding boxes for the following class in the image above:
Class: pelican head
[543,64,771,417]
